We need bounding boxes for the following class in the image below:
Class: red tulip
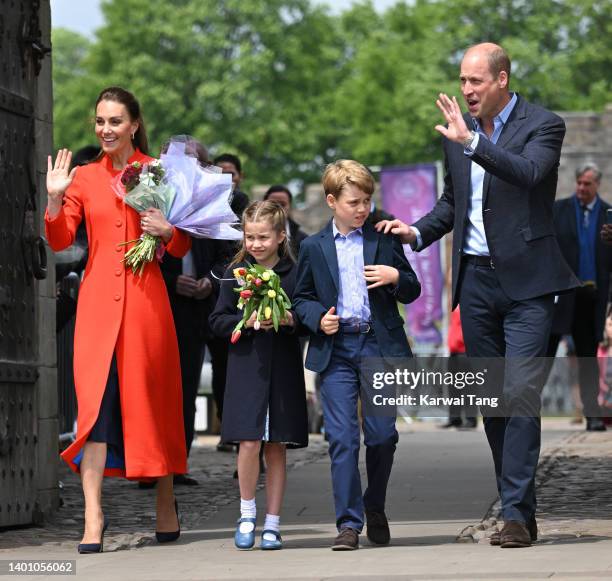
[238,268,247,276]
[231,330,241,344]
[240,289,253,299]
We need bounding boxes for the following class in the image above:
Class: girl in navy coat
[209,201,308,550]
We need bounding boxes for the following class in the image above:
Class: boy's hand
[320,306,340,335]
[364,265,399,289]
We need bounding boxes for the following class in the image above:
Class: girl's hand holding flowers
[230,264,292,343]
[140,208,173,242]
[280,311,294,327]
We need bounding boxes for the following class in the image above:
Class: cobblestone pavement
[4,422,612,553]
[459,428,612,545]
[0,435,329,552]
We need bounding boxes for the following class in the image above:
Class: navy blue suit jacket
[293,220,421,373]
[413,94,579,307]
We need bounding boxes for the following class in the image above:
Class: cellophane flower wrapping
[230,264,292,344]
[111,140,241,276]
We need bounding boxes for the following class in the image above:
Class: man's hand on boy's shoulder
[375,218,416,246]
[364,265,399,290]
[320,306,340,335]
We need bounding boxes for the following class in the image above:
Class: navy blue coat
[209,256,308,448]
[293,220,421,373]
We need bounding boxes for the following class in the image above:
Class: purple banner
[380,164,443,347]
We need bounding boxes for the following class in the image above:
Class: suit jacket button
[114,294,121,301]
[115,269,122,277]
[116,220,122,227]
[115,246,123,253]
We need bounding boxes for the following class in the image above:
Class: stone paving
[0,435,329,552]
[459,427,612,545]
[3,421,612,554]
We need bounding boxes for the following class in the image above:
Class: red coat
[46,150,190,479]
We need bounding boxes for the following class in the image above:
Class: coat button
[115,220,122,227]
[115,269,122,277]
[114,294,121,301]
[115,246,123,253]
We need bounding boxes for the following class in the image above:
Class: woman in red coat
[45,87,189,552]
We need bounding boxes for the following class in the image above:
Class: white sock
[239,498,256,533]
[263,514,280,541]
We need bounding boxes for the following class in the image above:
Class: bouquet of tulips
[230,264,292,344]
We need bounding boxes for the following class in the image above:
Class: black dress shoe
[137,480,157,489]
[173,473,199,486]
[491,518,537,546]
[439,419,462,429]
[586,417,607,431]
[78,517,109,554]
[365,510,390,545]
[331,527,359,550]
[216,442,235,452]
[500,520,532,548]
[156,499,180,543]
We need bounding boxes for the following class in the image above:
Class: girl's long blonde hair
[231,200,293,266]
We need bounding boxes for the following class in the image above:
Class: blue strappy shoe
[234,517,256,550]
[260,529,283,550]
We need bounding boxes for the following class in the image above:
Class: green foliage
[51,0,612,184]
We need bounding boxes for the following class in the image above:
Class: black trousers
[458,260,554,523]
[176,328,205,456]
[546,286,601,418]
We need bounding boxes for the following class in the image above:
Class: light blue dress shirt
[332,221,371,322]
[462,92,518,255]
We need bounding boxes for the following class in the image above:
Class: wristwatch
[462,131,476,149]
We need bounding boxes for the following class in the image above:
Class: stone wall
[557,105,612,203]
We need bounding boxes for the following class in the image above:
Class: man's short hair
[487,46,511,81]
[467,43,512,81]
[213,153,242,173]
[576,162,602,182]
[322,160,375,198]
[264,185,293,204]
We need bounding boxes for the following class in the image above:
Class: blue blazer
[293,220,421,373]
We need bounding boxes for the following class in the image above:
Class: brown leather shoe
[331,528,359,550]
[500,520,532,548]
[365,510,390,545]
[491,518,537,546]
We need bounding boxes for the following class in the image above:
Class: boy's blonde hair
[322,159,375,198]
[231,200,293,265]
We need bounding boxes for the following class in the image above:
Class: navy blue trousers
[458,261,554,523]
[319,330,398,532]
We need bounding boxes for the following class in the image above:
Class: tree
[51,28,101,151]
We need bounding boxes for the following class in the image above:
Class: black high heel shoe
[78,517,109,554]
[156,499,180,543]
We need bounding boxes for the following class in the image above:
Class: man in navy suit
[378,43,578,547]
[293,160,420,550]
[547,163,611,431]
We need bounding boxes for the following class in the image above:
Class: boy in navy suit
[293,160,420,550]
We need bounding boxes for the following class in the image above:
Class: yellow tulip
[262,271,271,281]
[265,306,272,319]
[267,289,276,298]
